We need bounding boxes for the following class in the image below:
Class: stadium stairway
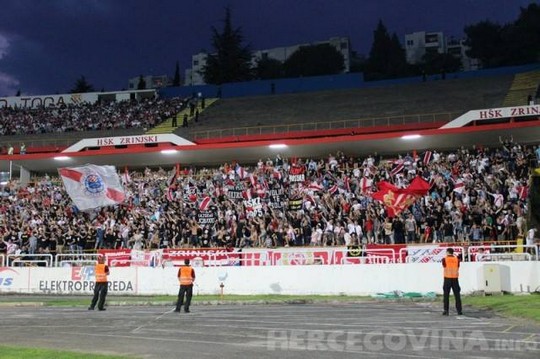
[502,70,540,107]
[145,98,219,135]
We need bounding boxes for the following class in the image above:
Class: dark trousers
[90,282,108,310]
[443,278,462,314]
[176,285,193,312]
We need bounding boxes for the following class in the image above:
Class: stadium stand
[502,70,540,107]
[0,97,185,137]
[187,75,514,135]
[0,97,189,154]
[0,140,536,261]
[0,72,515,147]
[146,97,218,134]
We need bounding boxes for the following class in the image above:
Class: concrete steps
[503,70,540,107]
[145,98,219,135]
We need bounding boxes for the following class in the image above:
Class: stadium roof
[1,120,538,174]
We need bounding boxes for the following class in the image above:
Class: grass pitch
[0,346,129,359]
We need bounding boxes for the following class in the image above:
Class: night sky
[0,0,535,97]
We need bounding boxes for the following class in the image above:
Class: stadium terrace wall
[160,73,365,99]
[1,262,538,296]
[160,63,540,99]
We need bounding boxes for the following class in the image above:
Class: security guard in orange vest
[442,248,462,316]
[175,259,196,313]
[89,256,109,311]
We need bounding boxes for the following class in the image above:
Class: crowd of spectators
[0,139,539,261]
[0,97,186,136]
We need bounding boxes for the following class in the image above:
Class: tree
[349,51,367,73]
[173,61,181,86]
[254,57,283,80]
[365,20,409,80]
[71,75,94,93]
[283,44,344,77]
[464,21,504,68]
[501,3,540,65]
[421,52,462,75]
[463,4,540,68]
[15,89,21,97]
[137,75,146,90]
[387,33,409,77]
[202,7,252,84]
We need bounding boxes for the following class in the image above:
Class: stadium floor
[0,302,538,358]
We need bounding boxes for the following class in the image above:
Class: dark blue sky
[0,0,535,96]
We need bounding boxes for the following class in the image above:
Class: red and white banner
[98,249,132,267]
[364,244,407,263]
[98,248,242,267]
[59,165,126,211]
[359,177,373,194]
[98,245,480,267]
[405,245,464,263]
[241,245,407,266]
[162,248,242,267]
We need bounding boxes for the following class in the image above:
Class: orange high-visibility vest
[179,266,194,285]
[443,256,459,278]
[95,263,108,283]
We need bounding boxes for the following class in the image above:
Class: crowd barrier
[1,243,537,268]
[55,254,100,267]
[1,262,538,296]
[466,245,538,261]
[6,254,53,267]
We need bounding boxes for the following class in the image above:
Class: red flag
[390,162,404,176]
[242,189,252,200]
[236,164,248,179]
[344,176,351,193]
[308,181,323,192]
[166,168,177,188]
[360,177,373,194]
[121,166,131,184]
[255,184,266,198]
[452,178,465,194]
[199,196,212,211]
[372,177,430,217]
[214,186,224,197]
[249,174,257,187]
[406,176,431,196]
[423,151,432,166]
[166,188,174,202]
[517,185,529,201]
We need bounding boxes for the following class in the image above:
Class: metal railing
[364,248,400,263]
[468,245,538,262]
[6,254,53,267]
[401,246,465,264]
[110,259,151,267]
[55,254,100,267]
[11,259,50,266]
[189,112,458,140]
[203,256,256,267]
[1,244,538,268]
[475,253,534,262]
[235,252,272,266]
